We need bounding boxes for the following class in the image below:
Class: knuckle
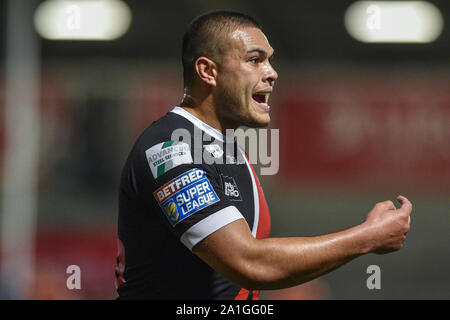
[400,221,408,232]
[376,202,388,209]
[398,211,409,219]
[379,200,394,209]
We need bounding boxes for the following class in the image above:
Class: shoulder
[130,110,194,161]
[137,111,194,150]
[128,110,196,178]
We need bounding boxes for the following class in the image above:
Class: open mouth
[252,93,269,104]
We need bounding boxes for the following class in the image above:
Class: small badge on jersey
[145,141,193,179]
[222,175,242,201]
[153,168,220,226]
[203,144,224,158]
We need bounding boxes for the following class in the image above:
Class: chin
[248,102,271,127]
[248,114,271,128]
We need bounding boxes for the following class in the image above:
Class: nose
[263,62,278,87]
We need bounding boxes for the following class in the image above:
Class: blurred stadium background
[0,0,449,299]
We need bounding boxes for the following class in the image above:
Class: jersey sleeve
[139,141,245,251]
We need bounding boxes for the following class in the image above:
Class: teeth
[253,92,270,104]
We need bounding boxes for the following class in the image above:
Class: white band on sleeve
[180,205,244,251]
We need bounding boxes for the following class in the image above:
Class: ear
[195,57,218,87]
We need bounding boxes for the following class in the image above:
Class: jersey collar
[171,106,226,142]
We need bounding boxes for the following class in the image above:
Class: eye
[248,57,259,64]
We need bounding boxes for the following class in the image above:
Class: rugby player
[115,11,412,299]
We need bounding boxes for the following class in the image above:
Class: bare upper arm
[192,218,262,288]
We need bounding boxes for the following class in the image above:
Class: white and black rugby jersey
[115,106,271,300]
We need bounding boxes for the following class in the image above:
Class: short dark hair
[182,11,261,87]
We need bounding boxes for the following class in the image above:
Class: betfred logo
[154,168,204,203]
[153,168,220,226]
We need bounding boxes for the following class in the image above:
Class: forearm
[245,224,371,290]
[194,197,411,291]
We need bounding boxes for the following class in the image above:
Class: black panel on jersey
[116,110,259,299]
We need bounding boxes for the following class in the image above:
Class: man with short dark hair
[115,11,412,300]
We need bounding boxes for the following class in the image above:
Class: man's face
[213,27,278,128]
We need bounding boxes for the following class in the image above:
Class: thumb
[397,195,412,216]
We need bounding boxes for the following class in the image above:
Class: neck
[180,89,235,135]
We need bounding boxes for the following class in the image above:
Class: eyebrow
[246,49,275,61]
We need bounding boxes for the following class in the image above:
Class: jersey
[115,106,271,299]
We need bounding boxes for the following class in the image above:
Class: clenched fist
[363,195,412,254]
